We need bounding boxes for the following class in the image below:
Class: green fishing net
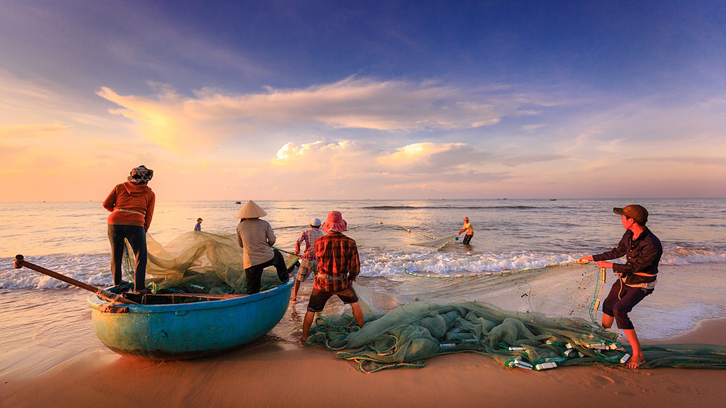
[307,300,726,373]
[123,231,298,294]
[305,256,726,372]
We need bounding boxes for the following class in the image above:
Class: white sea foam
[360,249,581,277]
[2,245,724,289]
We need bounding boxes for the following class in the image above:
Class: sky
[1,0,725,201]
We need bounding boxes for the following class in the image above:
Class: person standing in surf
[579,204,662,369]
[457,216,474,244]
[301,211,364,344]
[291,217,324,301]
[103,165,156,294]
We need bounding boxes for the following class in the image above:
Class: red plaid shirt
[313,231,360,292]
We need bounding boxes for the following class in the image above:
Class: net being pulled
[307,298,726,373]
[307,262,726,372]
[124,231,297,294]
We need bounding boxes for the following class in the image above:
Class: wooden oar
[14,254,137,304]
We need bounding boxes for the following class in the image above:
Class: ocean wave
[2,246,724,290]
[363,205,550,210]
[0,254,110,290]
[661,247,726,265]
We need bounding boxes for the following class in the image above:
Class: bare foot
[300,336,307,345]
[626,356,645,369]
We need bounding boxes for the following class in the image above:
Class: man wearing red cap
[579,204,662,369]
[301,211,365,344]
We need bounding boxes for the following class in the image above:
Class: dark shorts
[307,285,359,313]
[602,279,653,330]
[463,234,473,244]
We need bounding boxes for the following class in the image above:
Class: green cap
[613,204,648,224]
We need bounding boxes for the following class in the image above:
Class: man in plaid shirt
[301,210,365,344]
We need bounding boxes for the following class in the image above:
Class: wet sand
[1,289,725,408]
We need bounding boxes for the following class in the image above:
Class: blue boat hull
[87,280,293,359]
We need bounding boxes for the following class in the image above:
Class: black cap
[613,205,648,224]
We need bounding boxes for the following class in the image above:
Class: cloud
[522,124,545,132]
[97,86,239,153]
[638,156,726,167]
[0,124,68,139]
[498,153,569,168]
[268,139,507,197]
[97,76,563,152]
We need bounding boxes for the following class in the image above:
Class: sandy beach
[2,198,725,408]
[2,290,725,408]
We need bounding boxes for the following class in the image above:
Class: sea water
[0,198,724,348]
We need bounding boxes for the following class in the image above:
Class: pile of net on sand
[304,258,726,372]
[124,231,297,294]
[306,300,726,373]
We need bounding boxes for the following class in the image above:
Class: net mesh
[308,291,726,373]
[124,231,297,294]
[306,226,726,372]
[124,229,726,371]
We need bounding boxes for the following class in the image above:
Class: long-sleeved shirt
[295,228,325,260]
[103,182,155,231]
[236,219,276,269]
[314,231,360,292]
[593,227,663,287]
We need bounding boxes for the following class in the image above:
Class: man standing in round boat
[103,165,155,294]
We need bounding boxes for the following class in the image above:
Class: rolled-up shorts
[307,285,358,313]
[602,280,653,330]
[296,258,318,282]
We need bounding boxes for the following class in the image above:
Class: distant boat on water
[235,201,242,204]
[550,199,557,201]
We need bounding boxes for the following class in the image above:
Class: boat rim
[87,278,294,313]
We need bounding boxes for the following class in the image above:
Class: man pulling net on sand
[301,211,365,344]
[579,204,662,369]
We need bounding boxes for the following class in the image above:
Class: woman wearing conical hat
[235,200,289,294]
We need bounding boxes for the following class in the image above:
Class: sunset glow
[1,1,724,201]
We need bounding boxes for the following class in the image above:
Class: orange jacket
[103,182,156,230]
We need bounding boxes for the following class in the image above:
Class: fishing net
[123,231,298,294]
[306,226,726,372]
[410,234,459,249]
[306,301,726,372]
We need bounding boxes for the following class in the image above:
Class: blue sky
[1,0,725,200]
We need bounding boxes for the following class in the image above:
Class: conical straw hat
[234,200,267,219]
